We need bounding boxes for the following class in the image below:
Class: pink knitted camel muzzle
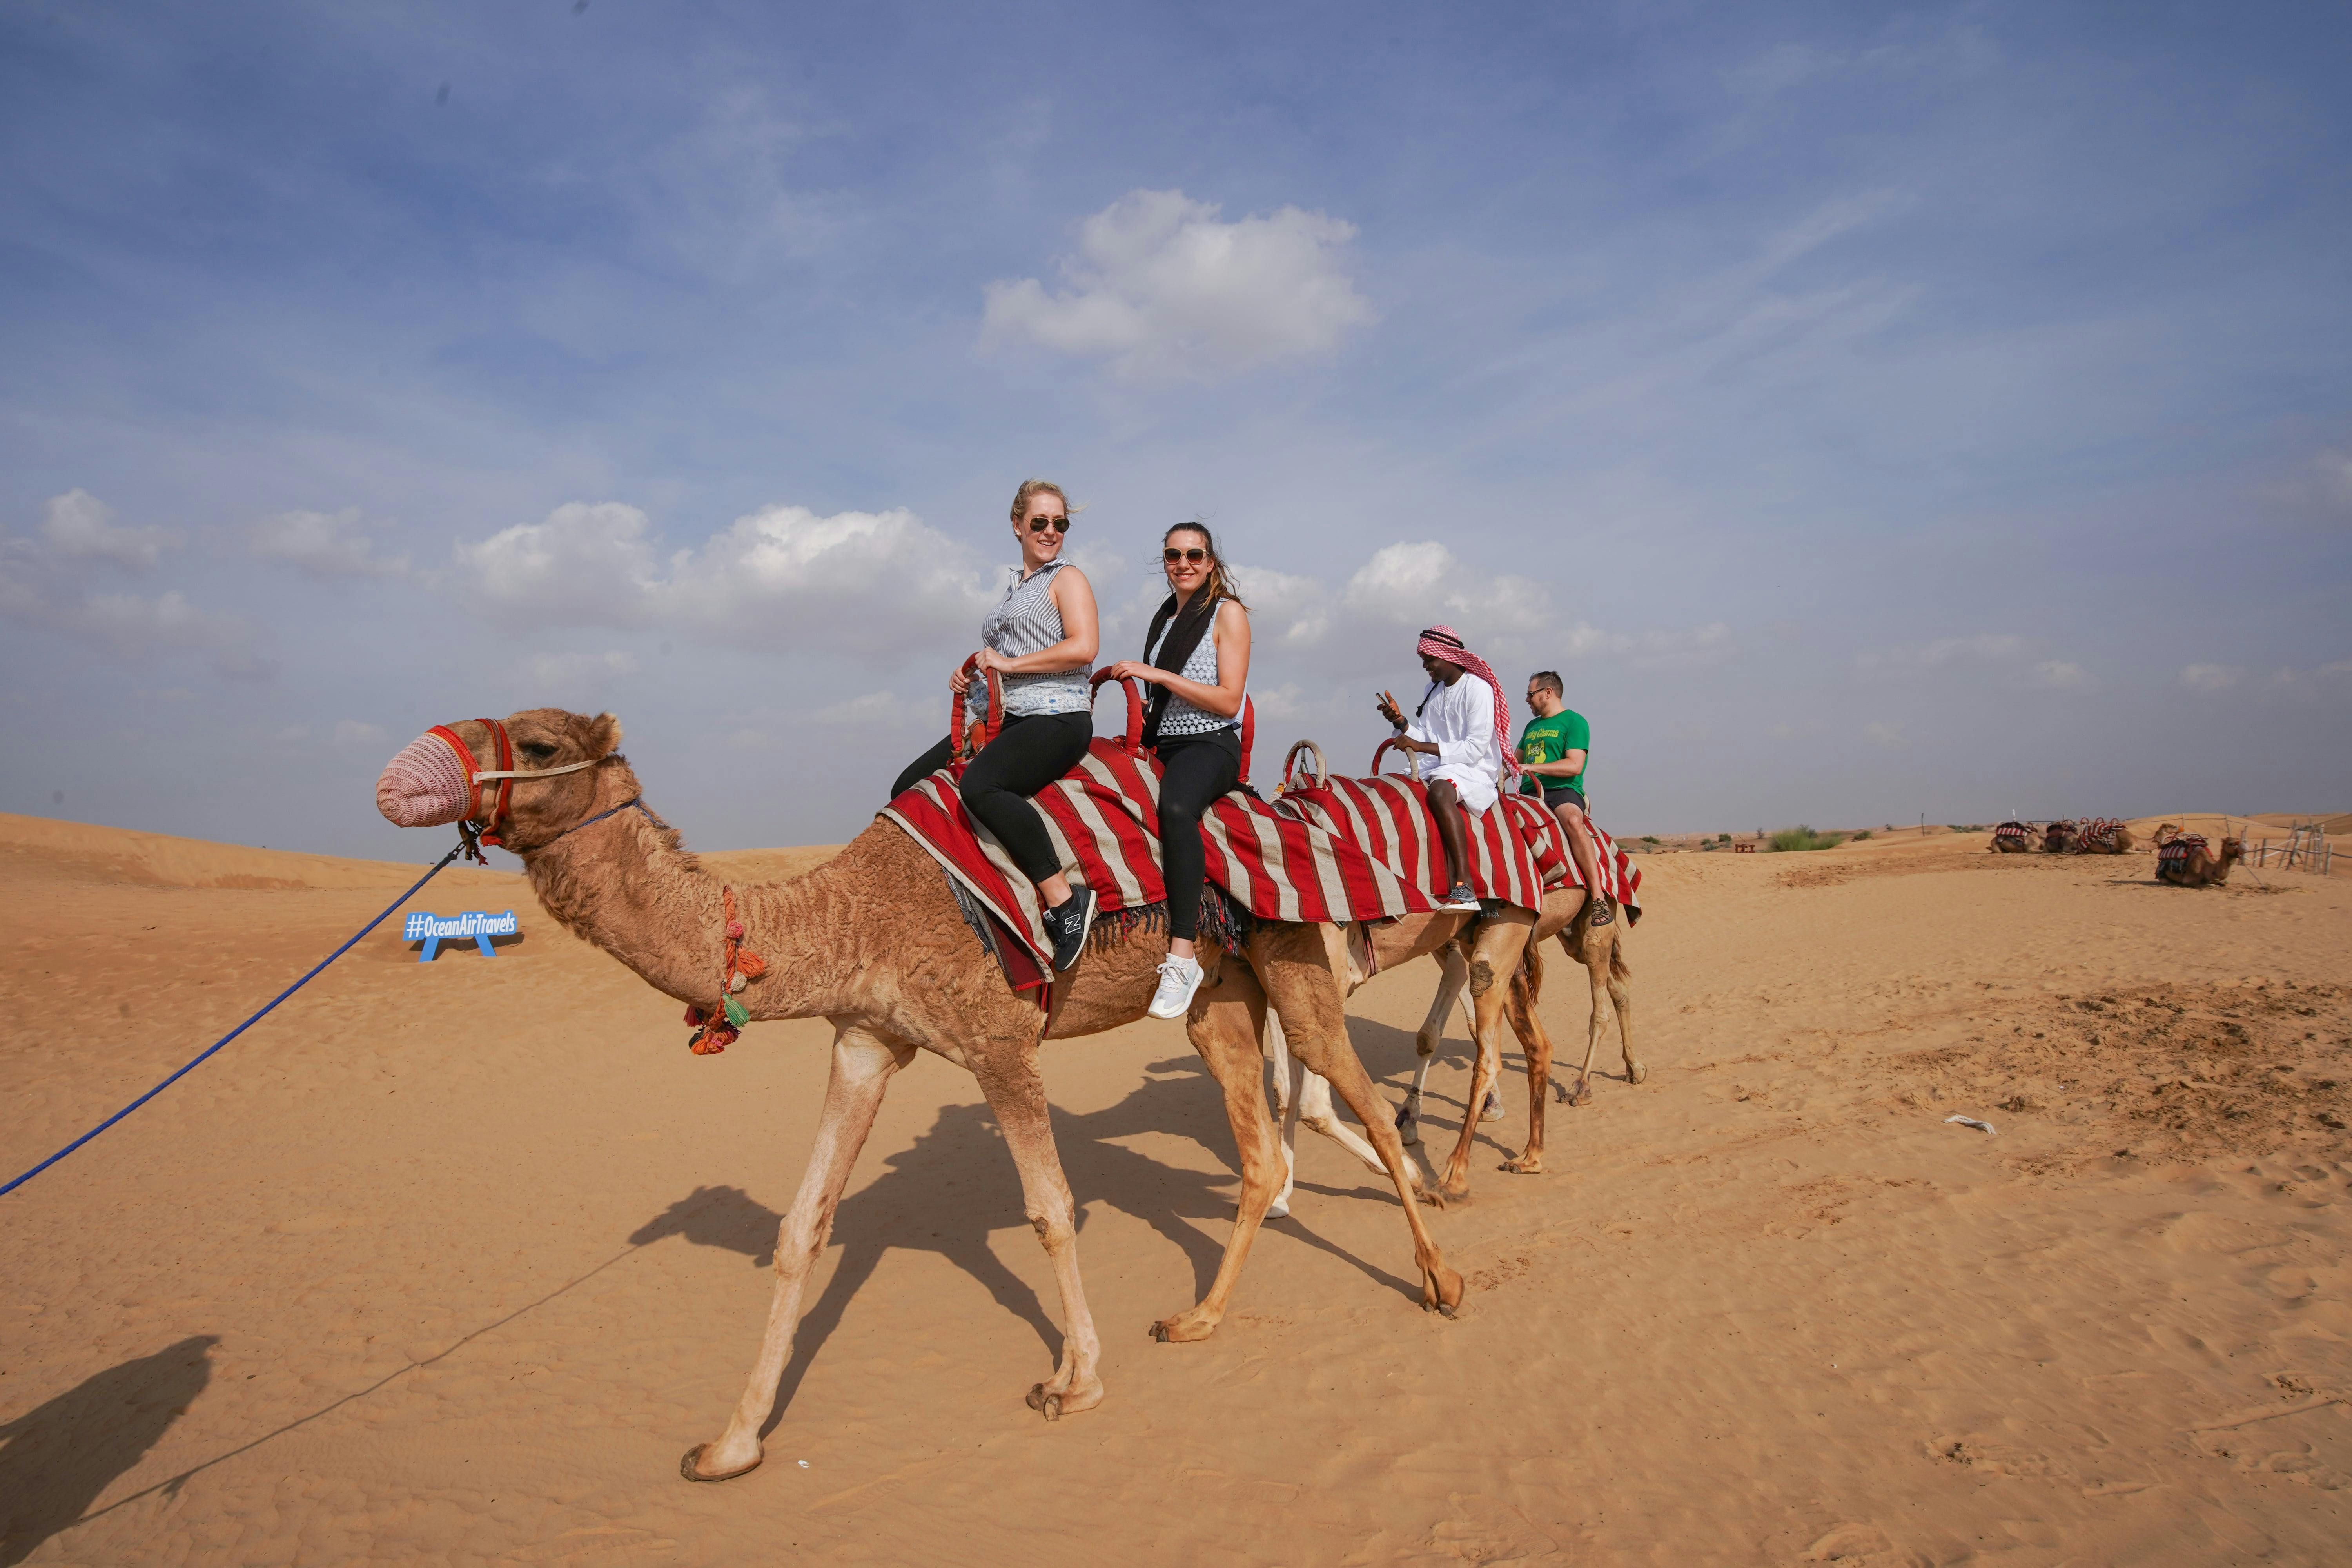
[375,723,601,829]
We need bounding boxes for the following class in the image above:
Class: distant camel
[2154,825,2243,888]
[376,709,1461,1485]
[2041,820,2078,853]
[2069,818,2134,855]
[1990,821,2036,854]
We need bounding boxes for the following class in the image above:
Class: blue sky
[3,0,2347,856]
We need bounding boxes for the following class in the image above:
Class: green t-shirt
[1516,708,1589,796]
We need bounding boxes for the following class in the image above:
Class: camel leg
[1401,945,1471,1146]
[1265,1009,1299,1219]
[1453,959,1502,1123]
[684,1026,913,1482]
[1607,929,1641,1084]
[1437,914,1535,1201]
[1152,969,1290,1343]
[967,1043,1105,1420]
[1264,940,1463,1315]
[1499,958,1555,1175]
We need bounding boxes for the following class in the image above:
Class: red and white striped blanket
[1992,820,2035,844]
[2071,817,2127,851]
[2156,832,2209,867]
[881,742,1642,982]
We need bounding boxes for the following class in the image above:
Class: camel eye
[521,741,557,761]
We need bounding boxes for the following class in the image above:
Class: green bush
[1851,829,1873,840]
[1945,824,1985,833]
[1641,835,1660,845]
[1767,825,1846,853]
[1717,833,1732,843]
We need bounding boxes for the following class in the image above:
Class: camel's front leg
[1500,956,1554,1174]
[1154,975,1287,1343]
[1399,944,1471,1145]
[684,1026,912,1483]
[967,1044,1104,1420]
[1437,914,1535,1200]
[1265,1009,1300,1219]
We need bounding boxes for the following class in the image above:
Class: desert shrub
[1716,833,1732,843]
[1851,829,1873,840]
[1767,825,1846,853]
[1642,835,1660,845]
[1946,824,1986,833]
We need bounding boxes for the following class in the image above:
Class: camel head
[376,708,628,852]
[2220,837,2243,864]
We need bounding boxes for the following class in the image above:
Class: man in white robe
[1376,625,1519,911]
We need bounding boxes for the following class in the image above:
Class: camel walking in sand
[376,710,1461,1485]
[1265,880,1635,1214]
[2153,825,2243,888]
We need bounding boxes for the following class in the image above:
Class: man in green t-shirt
[1517,670,1612,925]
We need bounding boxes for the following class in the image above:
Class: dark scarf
[1141,590,1223,747]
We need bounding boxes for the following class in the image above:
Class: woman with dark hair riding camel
[891,479,1100,971]
[1102,521,1252,1020]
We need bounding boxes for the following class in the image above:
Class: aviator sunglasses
[1163,547,1208,564]
[1025,514,1071,534]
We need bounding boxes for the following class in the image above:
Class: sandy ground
[4,811,2351,1566]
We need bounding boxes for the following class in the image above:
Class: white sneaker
[1147,954,1205,1019]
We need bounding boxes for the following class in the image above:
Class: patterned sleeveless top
[972,558,1092,718]
[1145,599,1243,737]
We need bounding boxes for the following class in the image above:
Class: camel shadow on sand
[0,1335,216,1567]
[630,1047,1431,1436]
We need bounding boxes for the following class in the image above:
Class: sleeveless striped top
[1145,599,1243,737]
[972,558,1092,717]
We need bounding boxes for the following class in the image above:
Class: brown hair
[1163,521,1246,609]
[1009,478,1075,524]
[1530,670,1563,696]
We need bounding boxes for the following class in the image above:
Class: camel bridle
[425,718,601,859]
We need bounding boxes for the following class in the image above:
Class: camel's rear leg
[1499,953,1555,1174]
[685,1026,913,1482]
[1152,971,1290,1343]
[1262,1012,1388,1218]
[967,1043,1106,1420]
[1398,945,1472,1145]
[1606,929,1641,1084]
[1436,913,1535,1201]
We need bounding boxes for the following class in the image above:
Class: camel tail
[1518,938,1546,1005]
[1609,938,1631,985]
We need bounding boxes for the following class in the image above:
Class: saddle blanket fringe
[881,737,1641,983]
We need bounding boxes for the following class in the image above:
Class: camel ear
[584,711,623,758]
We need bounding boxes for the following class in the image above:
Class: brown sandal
[1588,895,1615,927]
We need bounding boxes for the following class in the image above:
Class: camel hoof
[679,1443,763,1484]
[1500,1154,1543,1175]
[1149,1315,1215,1343]
[1568,1080,1594,1107]
[1027,1383,1062,1421]
[1628,1062,1648,1085]
[1479,1089,1504,1123]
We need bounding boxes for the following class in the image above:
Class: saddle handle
[1371,734,1424,781]
[1089,669,1147,756]
[1281,739,1328,794]
[952,656,1005,759]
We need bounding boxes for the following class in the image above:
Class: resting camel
[2069,818,2134,855]
[1990,821,2036,854]
[2154,825,2243,888]
[1265,879,1634,1215]
[2041,820,2078,854]
[375,709,1461,1484]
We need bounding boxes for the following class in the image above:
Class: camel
[2154,826,2243,887]
[376,710,1462,1484]
[1263,880,1635,1215]
[1990,821,2036,853]
[2041,820,2078,854]
[2069,819,2134,855]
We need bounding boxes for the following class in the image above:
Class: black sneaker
[1044,886,1097,972]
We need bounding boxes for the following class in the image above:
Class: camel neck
[520,788,853,1020]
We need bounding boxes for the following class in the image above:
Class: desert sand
[4,809,2351,1566]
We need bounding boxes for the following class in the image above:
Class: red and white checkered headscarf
[1416,625,1522,777]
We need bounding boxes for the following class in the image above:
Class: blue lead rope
[0,841,468,1199]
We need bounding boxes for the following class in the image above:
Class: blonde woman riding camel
[891,479,1100,971]
[1103,522,1252,1020]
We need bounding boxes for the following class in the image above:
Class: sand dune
[4,813,2350,1564]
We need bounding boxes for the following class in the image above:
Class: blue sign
[404,909,519,962]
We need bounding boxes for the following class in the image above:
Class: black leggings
[892,711,1092,884]
[1155,729,1242,941]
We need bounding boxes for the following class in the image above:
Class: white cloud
[248,508,408,578]
[40,490,171,570]
[457,499,997,657]
[2030,659,2093,690]
[2180,663,2243,692]
[981,189,1374,381]
[459,502,664,623]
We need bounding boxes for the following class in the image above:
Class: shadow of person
[0,1335,216,1567]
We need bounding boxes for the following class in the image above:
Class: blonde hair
[1163,521,1246,609]
[1009,478,1077,524]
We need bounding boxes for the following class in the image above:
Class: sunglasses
[1025,515,1071,534]
[1163,547,1208,564]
